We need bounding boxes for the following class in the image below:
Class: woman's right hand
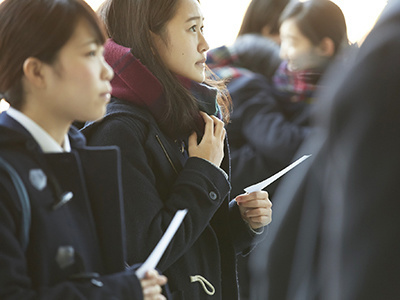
[140,269,168,300]
[188,112,226,167]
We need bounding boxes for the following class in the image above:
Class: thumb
[188,131,198,148]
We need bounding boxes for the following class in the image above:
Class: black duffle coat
[83,99,260,300]
[0,112,142,299]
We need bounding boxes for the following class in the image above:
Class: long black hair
[99,0,231,137]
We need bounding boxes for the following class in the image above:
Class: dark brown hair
[238,0,290,37]
[279,0,348,55]
[0,0,107,109]
[99,0,231,137]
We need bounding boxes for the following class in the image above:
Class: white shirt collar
[6,107,71,153]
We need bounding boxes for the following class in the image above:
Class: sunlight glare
[0,99,10,113]
[0,0,389,48]
[332,0,388,44]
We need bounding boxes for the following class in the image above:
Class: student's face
[43,18,113,123]
[279,18,323,71]
[152,0,209,83]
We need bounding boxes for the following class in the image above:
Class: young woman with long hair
[82,0,272,298]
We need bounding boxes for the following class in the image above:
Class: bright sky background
[85,0,388,47]
[0,0,389,111]
[0,0,389,46]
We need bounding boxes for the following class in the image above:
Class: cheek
[289,46,308,60]
[72,65,97,85]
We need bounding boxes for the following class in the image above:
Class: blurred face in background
[279,18,327,71]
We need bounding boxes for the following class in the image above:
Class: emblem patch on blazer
[29,169,47,191]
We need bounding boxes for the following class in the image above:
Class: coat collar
[0,112,86,150]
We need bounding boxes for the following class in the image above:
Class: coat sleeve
[0,179,143,300]
[84,115,231,271]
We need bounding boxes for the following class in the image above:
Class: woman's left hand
[235,191,272,229]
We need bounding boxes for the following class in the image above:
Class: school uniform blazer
[0,112,142,299]
[82,98,260,300]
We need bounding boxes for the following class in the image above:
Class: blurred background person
[207,0,349,201]
[206,1,289,299]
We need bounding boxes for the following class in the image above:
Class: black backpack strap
[0,156,31,251]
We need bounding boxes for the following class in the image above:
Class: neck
[20,100,70,147]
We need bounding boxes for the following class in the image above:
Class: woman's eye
[189,25,197,32]
[200,26,204,33]
[87,50,97,57]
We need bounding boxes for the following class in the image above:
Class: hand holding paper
[244,155,311,194]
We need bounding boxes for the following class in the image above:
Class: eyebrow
[185,16,203,22]
[79,38,99,47]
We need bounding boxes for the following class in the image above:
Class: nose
[101,57,114,81]
[198,32,209,53]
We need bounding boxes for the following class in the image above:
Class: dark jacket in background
[0,112,142,299]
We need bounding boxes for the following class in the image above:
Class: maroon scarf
[104,39,221,137]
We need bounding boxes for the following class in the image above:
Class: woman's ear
[318,37,335,57]
[22,57,46,88]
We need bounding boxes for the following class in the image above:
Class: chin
[189,76,204,83]
[196,73,206,83]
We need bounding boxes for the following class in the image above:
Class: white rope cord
[190,275,216,296]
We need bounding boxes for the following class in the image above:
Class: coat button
[91,278,104,287]
[209,191,218,200]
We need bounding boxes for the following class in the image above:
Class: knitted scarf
[104,39,221,137]
[206,45,253,80]
[273,61,323,104]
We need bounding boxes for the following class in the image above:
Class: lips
[196,58,206,65]
[100,91,112,102]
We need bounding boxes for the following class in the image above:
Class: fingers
[245,206,272,227]
[188,112,225,166]
[142,270,168,287]
[141,270,168,300]
[237,191,272,227]
[188,131,198,148]
[236,191,270,205]
[210,115,226,142]
[143,284,162,297]
[243,207,272,219]
[200,111,214,137]
[200,111,226,141]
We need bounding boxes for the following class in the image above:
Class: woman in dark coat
[0,0,166,299]
[207,0,349,199]
[82,0,272,299]
[207,34,309,198]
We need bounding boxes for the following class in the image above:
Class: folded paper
[244,154,311,194]
[134,209,188,279]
